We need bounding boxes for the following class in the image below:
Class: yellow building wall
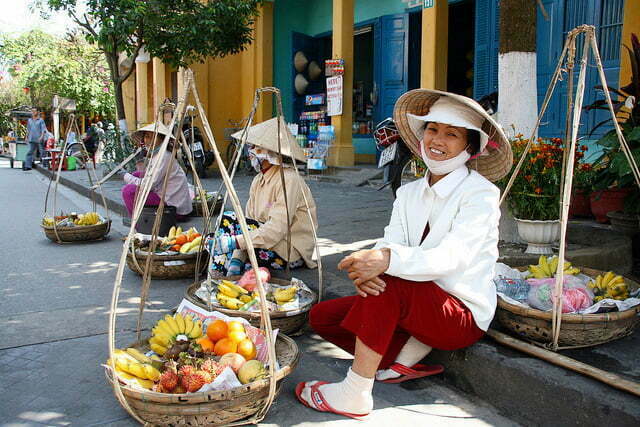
[619,0,640,88]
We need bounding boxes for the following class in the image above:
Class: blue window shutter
[474,0,499,99]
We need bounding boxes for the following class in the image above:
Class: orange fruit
[175,234,188,245]
[207,320,228,342]
[214,338,237,356]
[196,337,215,353]
[237,338,257,360]
[228,330,247,344]
[227,321,245,334]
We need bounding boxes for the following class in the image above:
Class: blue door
[473,0,500,100]
[373,13,409,124]
[536,0,624,139]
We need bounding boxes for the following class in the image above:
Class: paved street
[0,160,517,426]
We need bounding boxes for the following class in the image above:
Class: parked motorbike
[374,118,413,198]
[182,106,214,179]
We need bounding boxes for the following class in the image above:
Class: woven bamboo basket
[126,248,208,280]
[42,220,112,243]
[105,334,299,426]
[191,196,223,217]
[496,266,640,348]
[185,277,317,335]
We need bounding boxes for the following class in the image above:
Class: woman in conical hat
[207,117,318,276]
[121,122,192,223]
[296,89,512,418]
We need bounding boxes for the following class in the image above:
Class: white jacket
[374,166,500,331]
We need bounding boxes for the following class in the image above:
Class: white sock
[375,337,432,381]
[301,368,374,414]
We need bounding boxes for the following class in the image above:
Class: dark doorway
[447,0,475,97]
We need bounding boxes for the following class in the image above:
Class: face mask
[249,146,280,172]
[420,143,470,176]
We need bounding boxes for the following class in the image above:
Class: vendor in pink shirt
[121,122,192,221]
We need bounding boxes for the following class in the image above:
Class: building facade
[124,0,639,166]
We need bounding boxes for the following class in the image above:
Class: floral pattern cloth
[209,211,304,276]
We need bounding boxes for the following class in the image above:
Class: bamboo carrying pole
[487,329,640,398]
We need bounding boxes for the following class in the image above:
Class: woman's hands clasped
[338,248,391,297]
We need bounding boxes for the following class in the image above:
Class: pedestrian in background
[23,108,47,171]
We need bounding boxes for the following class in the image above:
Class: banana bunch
[273,286,299,304]
[528,255,580,279]
[74,212,100,226]
[149,313,203,355]
[179,236,202,254]
[588,271,629,302]
[216,280,252,309]
[42,217,55,226]
[107,348,161,389]
[167,226,182,240]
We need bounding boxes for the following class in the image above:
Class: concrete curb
[35,166,129,217]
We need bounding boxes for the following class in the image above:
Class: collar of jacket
[424,165,469,199]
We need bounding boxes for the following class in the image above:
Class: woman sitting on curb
[295,89,513,418]
[207,117,318,276]
[121,122,192,224]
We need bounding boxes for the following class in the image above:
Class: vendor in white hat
[208,117,318,276]
[121,122,192,221]
[296,89,513,418]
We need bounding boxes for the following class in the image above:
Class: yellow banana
[217,293,244,310]
[188,236,202,252]
[595,275,602,289]
[188,320,203,339]
[176,226,182,236]
[218,283,240,298]
[564,267,581,275]
[539,256,551,277]
[274,286,298,303]
[528,265,547,279]
[150,343,167,355]
[164,315,180,335]
[608,275,624,287]
[126,348,151,364]
[143,364,161,381]
[563,261,572,270]
[223,280,249,295]
[549,256,559,274]
[240,294,252,303]
[183,314,194,335]
[174,313,185,334]
[155,319,174,337]
[115,367,135,381]
[602,271,615,288]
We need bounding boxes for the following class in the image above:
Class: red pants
[309,275,484,369]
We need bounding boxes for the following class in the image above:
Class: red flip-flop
[379,363,444,384]
[295,381,370,420]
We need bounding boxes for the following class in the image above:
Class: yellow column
[254,2,274,122]
[329,0,355,167]
[152,58,167,116]
[135,61,149,127]
[177,68,186,104]
[122,72,136,132]
[421,1,448,89]
[619,0,640,87]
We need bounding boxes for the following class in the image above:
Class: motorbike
[182,107,214,179]
[374,91,499,198]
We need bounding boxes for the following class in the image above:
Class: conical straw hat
[294,51,309,72]
[131,122,175,146]
[308,61,322,80]
[393,89,513,182]
[295,74,309,95]
[231,117,306,162]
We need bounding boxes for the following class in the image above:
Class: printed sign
[326,75,343,117]
[305,94,325,106]
[423,0,434,8]
[325,59,345,76]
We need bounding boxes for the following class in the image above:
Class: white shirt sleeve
[373,189,407,249]
[385,186,500,282]
[123,172,140,185]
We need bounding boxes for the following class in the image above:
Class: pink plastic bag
[237,267,271,292]
[527,276,594,313]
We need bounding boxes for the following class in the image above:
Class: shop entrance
[448,0,475,98]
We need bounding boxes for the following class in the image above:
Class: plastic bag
[527,276,594,313]
[494,277,530,302]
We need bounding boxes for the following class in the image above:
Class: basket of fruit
[191,191,224,217]
[496,256,640,348]
[42,212,111,243]
[126,226,208,279]
[185,267,318,335]
[105,311,299,425]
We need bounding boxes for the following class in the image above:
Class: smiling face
[422,122,469,161]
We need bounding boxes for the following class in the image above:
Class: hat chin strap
[420,143,470,176]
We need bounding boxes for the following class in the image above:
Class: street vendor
[207,117,318,276]
[121,122,192,222]
[296,89,512,418]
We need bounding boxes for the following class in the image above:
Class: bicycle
[224,119,254,175]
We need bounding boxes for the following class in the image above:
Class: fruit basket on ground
[185,267,318,335]
[494,256,640,348]
[126,226,207,279]
[104,309,299,425]
[42,211,111,243]
[191,191,224,217]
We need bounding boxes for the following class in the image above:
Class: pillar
[329,0,355,167]
[152,58,167,117]
[122,72,136,133]
[619,0,640,88]
[253,2,274,122]
[421,0,448,89]
[135,61,149,127]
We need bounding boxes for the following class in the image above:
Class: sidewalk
[36,165,640,426]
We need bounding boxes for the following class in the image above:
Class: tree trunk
[498,0,538,139]
[104,51,129,133]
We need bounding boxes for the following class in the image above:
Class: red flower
[534,187,543,194]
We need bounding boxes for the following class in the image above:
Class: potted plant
[501,136,588,254]
[585,33,640,224]
[569,162,595,218]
